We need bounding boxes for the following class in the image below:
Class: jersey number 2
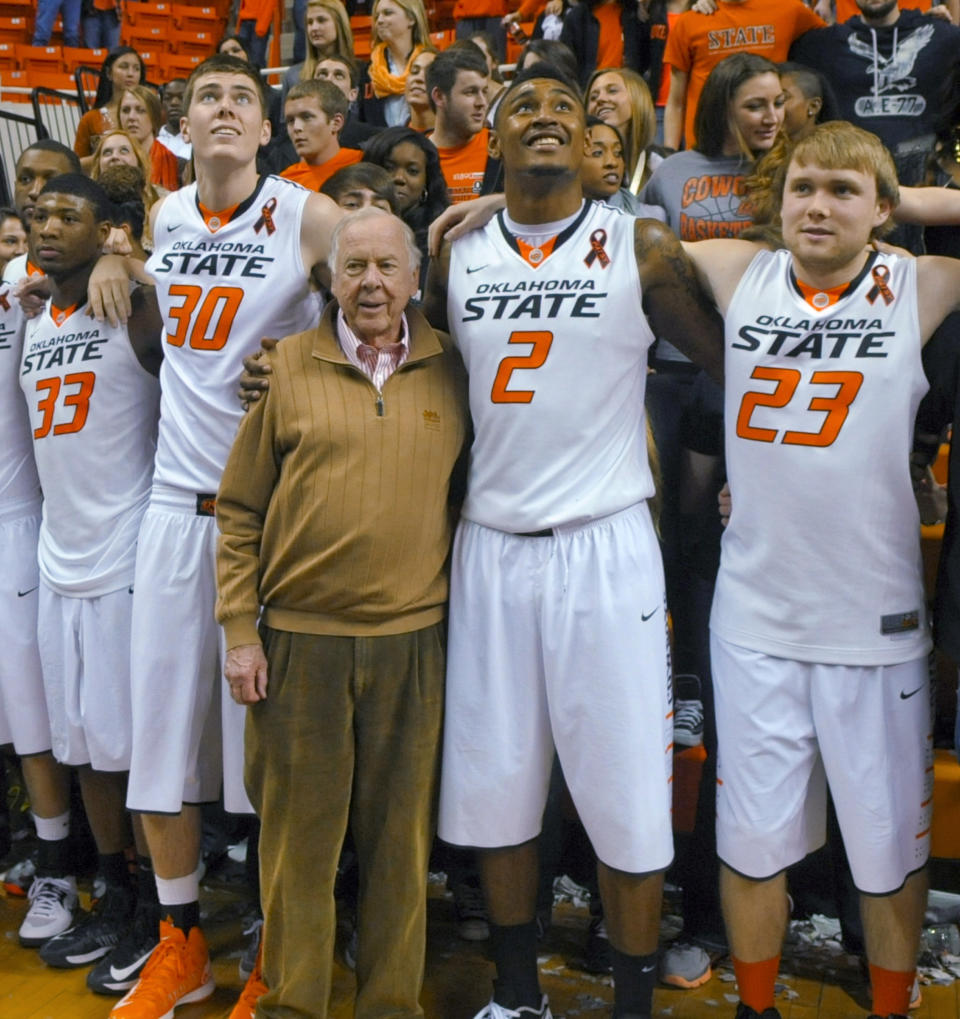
[166,284,243,350]
[736,366,863,447]
[490,331,554,404]
[33,371,95,439]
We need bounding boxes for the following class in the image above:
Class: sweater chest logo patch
[422,409,440,431]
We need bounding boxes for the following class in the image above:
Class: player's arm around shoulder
[634,218,726,381]
[422,239,452,333]
[127,285,164,377]
[916,255,960,345]
[300,190,344,291]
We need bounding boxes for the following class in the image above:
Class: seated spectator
[427,45,502,202]
[117,85,180,190]
[281,0,355,105]
[90,129,165,249]
[216,33,285,145]
[362,125,450,290]
[514,37,579,84]
[280,80,364,190]
[0,206,27,276]
[777,61,838,143]
[469,30,507,114]
[320,162,399,210]
[404,47,438,131]
[73,47,146,158]
[586,66,662,191]
[98,163,150,260]
[359,0,432,126]
[157,79,192,160]
[315,54,383,147]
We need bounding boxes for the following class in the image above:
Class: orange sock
[869,963,914,1017]
[732,954,780,1013]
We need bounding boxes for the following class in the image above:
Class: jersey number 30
[166,284,243,350]
[736,366,863,447]
[491,331,554,404]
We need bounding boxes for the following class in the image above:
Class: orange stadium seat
[159,52,205,79]
[0,0,32,14]
[125,2,174,30]
[0,16,30,44]
[428,29,455,50]
[122,23,168,49]
[24,70,76,92]
[0,41,18,72]
[172,4,220,33]
[136,49,163,75]
[1,68,30,98]
[171,28,214,57]
[15,44,65,74]
[62,46,107,71]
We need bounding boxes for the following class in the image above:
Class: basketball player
[86,53,343,1019]
[676,120,960,1019]
[18,174,165,981]
[425,64,725,1019]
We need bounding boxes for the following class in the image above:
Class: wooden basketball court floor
[2,873,960,1019]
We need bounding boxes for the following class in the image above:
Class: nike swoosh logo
[110,946,155,981]
[641,607,659,621]
[166,224,182,232]
[641,965,656,973]
[17,585,38,597]
[466,264,488,274]
[900,687,923,700]
[128,586,134,594]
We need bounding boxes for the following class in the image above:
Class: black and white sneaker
[86,900,160,995]
[40,880,135,968]
[18,874,78,947]
[673,673,705,747]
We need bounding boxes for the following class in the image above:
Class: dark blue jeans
[33,0,82,46]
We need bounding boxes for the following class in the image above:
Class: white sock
[155,864,202,907]
[32,809,69,841]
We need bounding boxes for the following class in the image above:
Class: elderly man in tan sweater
[215,207,468,1019]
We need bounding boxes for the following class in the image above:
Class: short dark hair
[0,206,26,232]
[286,78,349,122]
[321,163,398,213]
[185,54,269,118]
[585,114,625,152]
[316,52,361,89]
[426,46,489,110]
[39,173,115,223]
[515,39,578,87]
[777,61,840,127]
[694,51,780,159]
[17,139,82,175]
[98,164,147,242]
[493,62,583,131]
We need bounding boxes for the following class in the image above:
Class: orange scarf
[368,42,422,99]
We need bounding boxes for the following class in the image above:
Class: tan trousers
[246,623,446,1019]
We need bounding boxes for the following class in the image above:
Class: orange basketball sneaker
[109,919,214,1018]
[229,935,267,1019]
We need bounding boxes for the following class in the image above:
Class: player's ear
[488,129,501,161]
[259,115,272,147]
[874,196,893,230]
[180,115,189,144]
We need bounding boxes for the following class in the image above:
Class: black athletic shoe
[40,880,135,968]
[735,1005,782,1019]
[581,915,613,974]
[86,900,161,995]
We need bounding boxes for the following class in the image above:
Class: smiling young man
[427,46,500,203]
[424,63,725,1019]
[86,53,343,1019]
[676,120,960,1019]
[280,78,363,191]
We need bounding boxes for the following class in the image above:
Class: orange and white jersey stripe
[20,299,159,597]
[712,248,930,665]
[146,175,318,495]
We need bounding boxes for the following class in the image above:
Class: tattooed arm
[634,220,749,383]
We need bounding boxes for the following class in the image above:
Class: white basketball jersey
[448,201,656,532]
[146,176,317,494]
[0,257,39,510]
[20,299,160,597]
[712,249,930,665]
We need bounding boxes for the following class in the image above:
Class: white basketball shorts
[38,582,134,770]
[438,502,674,875]
[712,634,932,894]
[126,486,252,815]
[0,504,51,755]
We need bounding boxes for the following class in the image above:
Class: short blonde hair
[770,121,900,237]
